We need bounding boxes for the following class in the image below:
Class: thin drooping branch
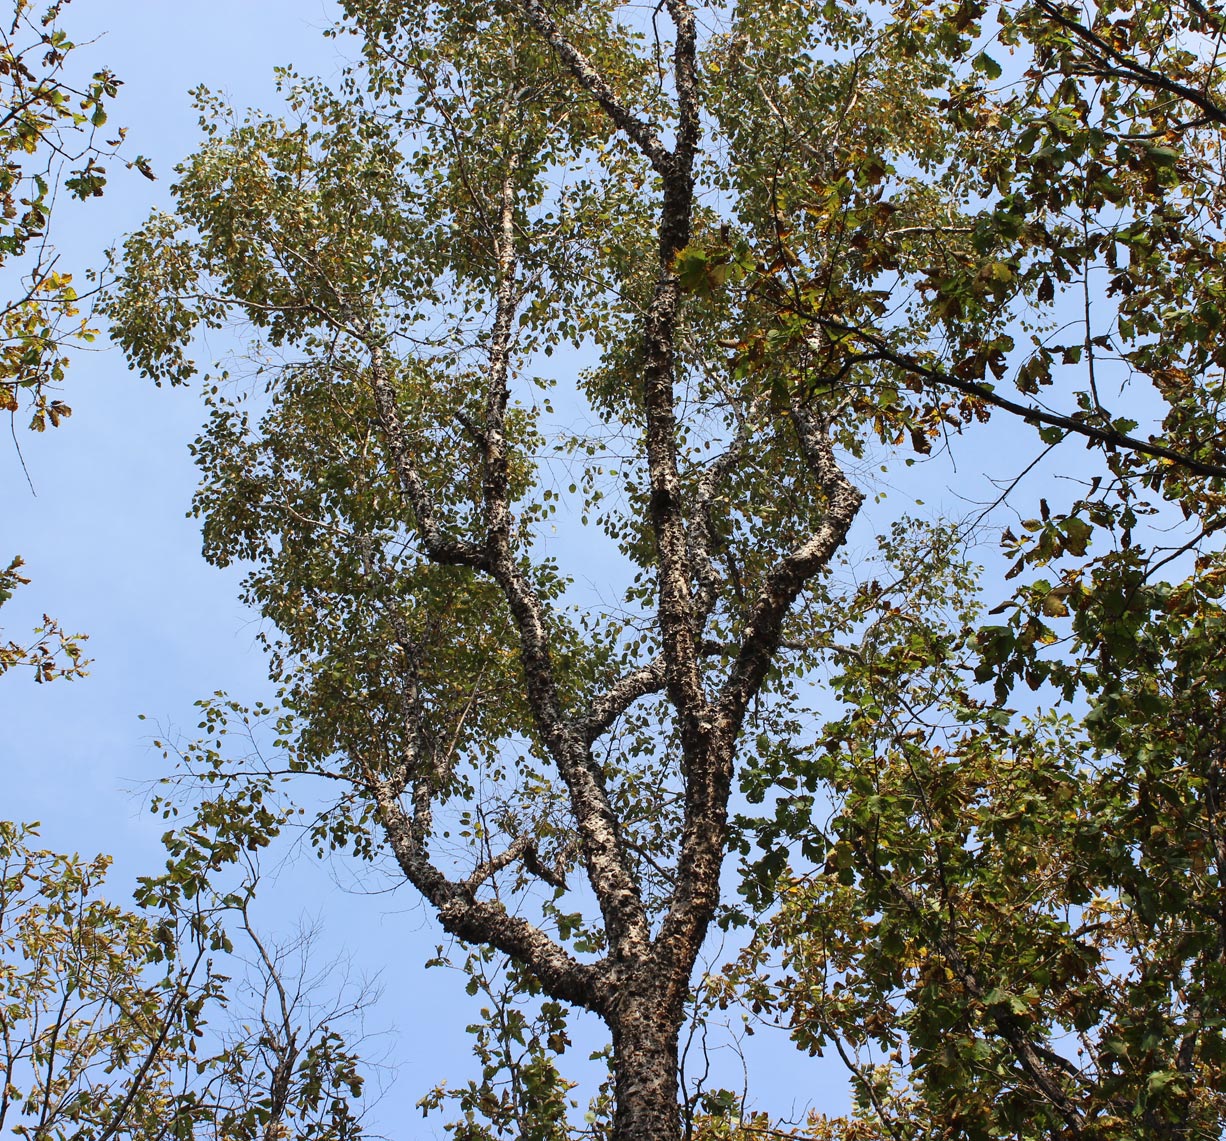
[814,318,1226,480]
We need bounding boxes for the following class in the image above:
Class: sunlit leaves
[101,0,1226,1135]
[0,556,86,681]
[0,803,372,1141]
[0,0,145,427]
[728,522,1226,1138]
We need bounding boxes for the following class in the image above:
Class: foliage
[101,0,1226,1137]
[721,523,1224,1139]
[0,555,84,681]
[0,820,217,1141]
[0,0,152,431]
[705,3,1226,1137]
[0,818,371,1141]
[417,949,585,1141]
[0,0,154,681]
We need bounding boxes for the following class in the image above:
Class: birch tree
[105,0,1226,1135]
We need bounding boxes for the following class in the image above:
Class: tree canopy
[87,0,1226,1137]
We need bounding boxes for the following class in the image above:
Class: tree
[0,818,371,1141]
[714,4,1226,1137]
[722,522,1226,1139]
[104,0,1226,1136]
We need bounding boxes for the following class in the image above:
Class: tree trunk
[610,989,684,1141]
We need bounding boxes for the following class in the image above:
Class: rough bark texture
[608,978,687,1141]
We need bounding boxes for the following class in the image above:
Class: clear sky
[1,1,870,1133]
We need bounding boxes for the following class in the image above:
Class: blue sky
[3,0,345,849]
[0,1,872,1132]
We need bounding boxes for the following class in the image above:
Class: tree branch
[719,402,863,728]
[510,0,675,175]
[464,834,534,893]
[372,781,604,1012]
[654,404,861,968]
[367,343,488,569]
[815,318,1226,479]
[1034,0,1226,127]
[578,656,668,746]
[471,157,653,958]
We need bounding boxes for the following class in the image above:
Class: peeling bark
[609,990,686,1141]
